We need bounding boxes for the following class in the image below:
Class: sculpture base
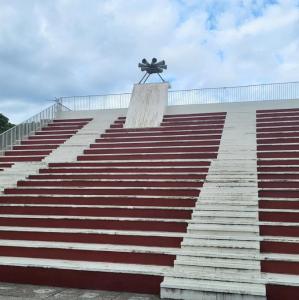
[124,82,169,128]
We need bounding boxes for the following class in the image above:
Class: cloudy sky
[0,0,299,124]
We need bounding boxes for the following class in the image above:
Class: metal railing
[0,102,69,153]
[59,81,299,111]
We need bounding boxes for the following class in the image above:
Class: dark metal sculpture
[138,58,167,84]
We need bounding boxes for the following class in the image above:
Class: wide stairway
[0,118,92,172]
[257,108,299,300]
[0,112,225,294]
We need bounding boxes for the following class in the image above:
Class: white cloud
[0,0,298,123]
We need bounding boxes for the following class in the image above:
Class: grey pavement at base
[0,282,161,300]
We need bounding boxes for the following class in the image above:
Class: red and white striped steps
[0,118,92,165]
[0,112,226,294]
[257,108,299,299]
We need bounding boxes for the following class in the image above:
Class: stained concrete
[0,282,160,300]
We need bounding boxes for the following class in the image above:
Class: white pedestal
[124,82,169,128]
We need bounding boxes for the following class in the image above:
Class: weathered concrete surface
[124,83,169,128]
[0,281,160,299]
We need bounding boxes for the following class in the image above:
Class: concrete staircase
[257,108,299,300]
[161,109,267,299]
[0,112,225,294]
[0,118,92,171]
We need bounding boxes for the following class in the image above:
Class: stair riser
[0,218,187,232]
[0,157,43,162]
[77,153,217,160]
[36,130,78,134]
[13,145,59,150]
[95,135,221,143]
[257,132,299,138]
[5,151,52,156]
[262,261,299,275]
[0,196,196,207]
[28,174,207,180]
[39,167,209,173]
[21,140,65,145]
[90,141,221,148]
[258,138,299,144]
[0,207,192,219]
[258,145,299,151]
[260,225,299,237]
[259,190,299,198]
[257,126,299,133]
[28,135,72,140]
[259,200,299,209]
[257,121,299,127]
[258,174,299,179]
[53,118,93,122]
[17,181,204,188]
[261,241,299,254]
[84,147,219,154]
[0,231,182,247]
[109,124,224,131]
[258,160,299,166]
[0,266,162,294]
[101,130,222,138]
[163,112,226,117]
[259,182,299,188]
[266,284,299,300]
[258,152,299,158]
[257,117,299,123]
[0,246,175,266]
[4,188,200,197]
[259,212,299,223]
[49,161,211,167]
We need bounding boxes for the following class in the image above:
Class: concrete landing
[0,281,160,300]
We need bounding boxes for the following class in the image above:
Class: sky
[0,0,299,124]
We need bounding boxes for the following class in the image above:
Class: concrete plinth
[124,82,169,128]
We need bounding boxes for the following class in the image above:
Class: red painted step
[13,145,59,150]
[163,112,226,117]
[163,117,226,122]
[0,217,188,232]
[257,138,299,144]
[17,180,203,188]
[53,118,93,122]
[160,120,225,126]
[257,116,299,123]
[257,152,299,159]
[49,161,211,167]
[39,167,209,174]
[260,225,299,237]
[0,156,44,162]
[101,130,222,138]
[257,121,299,127]
[257,126,299,133]
[261,241,299,254]
[258,160,299,166]
[0,206,192,219]
[90,140,221,148]
[0,266,162,294]
[28,135,72,140]
[257,108,299,113]
[78,153,217,160]
[259,173,299,179]
[5,150,52,156]
[259,190,299,198]
[95,135,222,143]
[0,230,182,247]
[0,163,13,168]
[0,195,196,207]
[84,147,219,155]
[36,130,78,135]
[29,174,206,180]
[259,211,299,223]
[21,140,66,145]
[266,284,299,300]
[45,126,83,131]
[259,181,299,188]
[258,144,299,151]
[4,187,200,197]
[257,132,299,138]
[0,246,175,266]
[259,200,299,209]
[107,124,224,133]
[261,260,299,275]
